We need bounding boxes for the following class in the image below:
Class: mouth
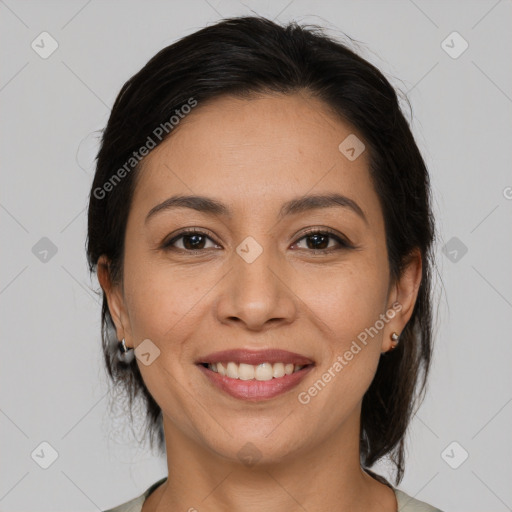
[195,349,315,401]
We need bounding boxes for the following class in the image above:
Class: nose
[214,243,298,331]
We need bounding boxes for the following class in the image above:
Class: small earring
[117,338,135,363]
[390,332,400,350]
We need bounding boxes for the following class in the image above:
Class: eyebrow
[145,193,368,225]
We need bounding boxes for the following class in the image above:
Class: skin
[98,92,422,512]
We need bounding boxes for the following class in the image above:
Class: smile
[196,349,315,401]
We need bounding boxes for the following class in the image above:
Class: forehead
[131,93,382,225]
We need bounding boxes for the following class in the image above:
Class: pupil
[308,234,327,250]
[185,234,204,250]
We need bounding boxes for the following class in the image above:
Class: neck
[143,411,397,512]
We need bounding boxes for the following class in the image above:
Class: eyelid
[297,226,349,242]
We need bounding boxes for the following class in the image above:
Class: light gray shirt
[103,477,444,512]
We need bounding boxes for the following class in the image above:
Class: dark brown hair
[86,15,436,485]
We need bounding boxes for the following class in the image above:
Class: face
[100,92,421,465]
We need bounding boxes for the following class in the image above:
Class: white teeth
[206,361,306,380]
[272,362,285,378]
[255,363,273,381]
[226,362,239,379]
[238,363,254,381]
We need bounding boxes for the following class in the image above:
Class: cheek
[123,264,206,343]
[293,263,387,424]
[121,246,229,366]
[294,258,389,345]
[121,256,214,432]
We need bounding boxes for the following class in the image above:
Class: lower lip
[197,364,314,401]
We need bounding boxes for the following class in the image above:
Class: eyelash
[162,227,352,254]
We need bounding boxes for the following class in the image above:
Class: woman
[88,16,443,512]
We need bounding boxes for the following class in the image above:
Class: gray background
[1,0,511,510]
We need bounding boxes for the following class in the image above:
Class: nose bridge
[215,234,296,329]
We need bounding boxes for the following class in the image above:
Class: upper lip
[197,349,314,366]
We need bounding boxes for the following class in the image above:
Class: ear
[381,248,423,353]
[97,255,132,348]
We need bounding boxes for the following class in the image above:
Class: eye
[162,227,352,254]
[162,229,220,251]
[292,228,351,253]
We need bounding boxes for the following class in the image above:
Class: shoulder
[103,494,144,512]
[103,477,444,512]
[394,488,444,512]
[102,477,168,512]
